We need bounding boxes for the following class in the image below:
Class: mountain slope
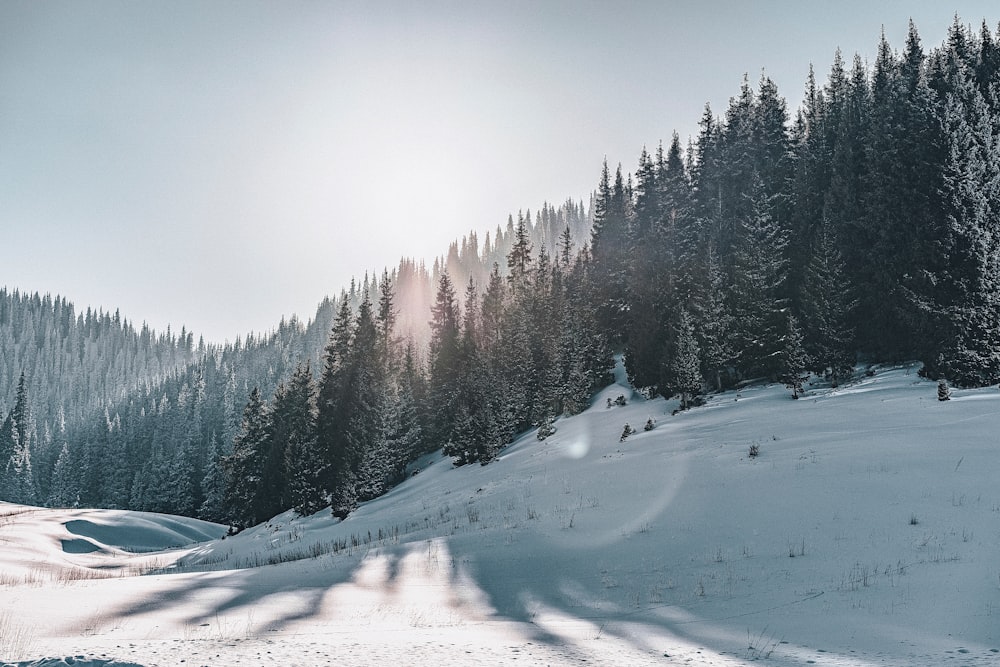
[2,361,999,666]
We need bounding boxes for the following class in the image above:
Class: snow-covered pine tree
[589,160,630,343]
[101,410,134,510]
[47,441,77,507]
[787,65,831,294]
[446,277,484,465]
[222,387,269,530]
[355,393,398,501]
[198,435,227,522]
[937,377,951,401]
[1,373,36,504]
[427,272,462,448]
[330,296,383,519]
[912,25,1000,386]
[690,244,734,391]
[778,313,809,398]
[624,146,666,393]
[799,220,855,386]
[857,26,942,361]
[167,436,198,516]
[316,298,356,519]
[728,173,790,379]
[281,363,327,517]
[663,308,703,410]
[0,412,14,500]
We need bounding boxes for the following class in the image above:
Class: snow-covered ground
[3,361,999,666]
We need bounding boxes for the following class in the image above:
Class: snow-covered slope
[2,362,999,666]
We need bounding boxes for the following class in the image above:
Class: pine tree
[129,441,160,513]
[527,246,561,427]
[10,372,29,460]
[937,378,951,401]
[47,440,77,508]
[557,225,574,268]
[198,435,227,522]
[1,373,36,504]
[427,272,462,448]
[101,411,133,509]
[258,380,292,518]
[444,277,489,465]
[728,174,789,378]
[222,387,269,530]
[912,25,1000,386]
[167,436,198,516]
[316,299,355,518]
[0,413,14,499]
[778,314,809,398]
[590,161,630,342]
[625,137,692,394]
[858,25,944,360]
[281,363,326,516]
[788,65,834,299]
[507,212,533,289]
[663,308,703,410]
[690,245,734,391]
[328,296,383,518]
[398,342,429,461]
[351,295,394,503]
[376,269,398,374]
[799,221,855,385]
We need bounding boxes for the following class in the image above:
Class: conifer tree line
[605,17,1000,400]
[0,203,589,519]
[220,230,613,527]
[4,18,1000,525]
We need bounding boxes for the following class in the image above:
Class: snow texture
[2,360,999,666]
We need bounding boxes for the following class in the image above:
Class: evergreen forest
[3,20,999,527]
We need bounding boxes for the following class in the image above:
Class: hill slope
[2,362,999,666]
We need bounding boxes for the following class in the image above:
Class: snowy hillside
[2,362,999,666]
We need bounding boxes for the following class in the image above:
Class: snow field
[2,361,999,665]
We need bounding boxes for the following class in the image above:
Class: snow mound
[64,514,223,553]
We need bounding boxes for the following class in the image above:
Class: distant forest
[2,19,999,526]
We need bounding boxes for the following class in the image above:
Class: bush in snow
[937,379,951,401]
[536,415,556,440]
[643,417,655,432]
[620,423,634,442]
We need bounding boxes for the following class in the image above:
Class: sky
[3,1,1000,344]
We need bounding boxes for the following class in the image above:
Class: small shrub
[787,538,805,558]
[746,627,781,661]
[620,423,634,442]
[643,417,655,432]
[614,394,627,406]
[937,379,951,401]
[748,443,760,458]
[909,513,919,525]
[536,416,556,440]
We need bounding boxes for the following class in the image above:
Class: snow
[3,361,1000,666]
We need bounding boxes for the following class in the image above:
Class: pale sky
[2,1,998,343]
